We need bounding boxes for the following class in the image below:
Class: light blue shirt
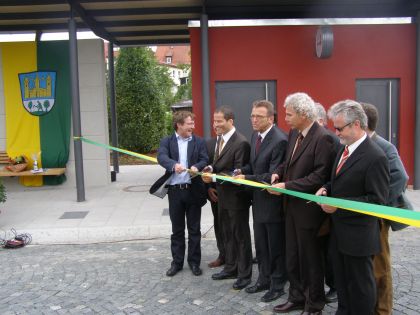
[169,133,192,185]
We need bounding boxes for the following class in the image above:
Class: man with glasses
[234,100,288,302]
[316,100,390,315]
[269,93,336,315]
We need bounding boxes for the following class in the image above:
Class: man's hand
[320,204,337,214]
[190,166,198,173]
[267,182,285,195]
[208,187,218,202]
[271,173,279,184]
[315,187,337,213]
[233,174,245,180]
[202,165,212,173]
[202,173,213,184]
[174,163,185,174]
[315,187,327,197]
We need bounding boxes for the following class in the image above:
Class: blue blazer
[155,133,208,206]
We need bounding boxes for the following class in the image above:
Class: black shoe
[261,289,285,303]
[166,264,182,277]
[211,270,237,280]
[190,265,202,276]
[232,278,251,290]
[245,282,270,294]
[325,288,337,303]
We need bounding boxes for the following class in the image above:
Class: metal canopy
[0,0,419,46]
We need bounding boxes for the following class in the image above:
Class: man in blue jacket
[156,111,208,277]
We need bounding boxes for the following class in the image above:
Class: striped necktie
[336,145,349,175]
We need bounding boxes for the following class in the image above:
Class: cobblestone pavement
[0,227,418,315]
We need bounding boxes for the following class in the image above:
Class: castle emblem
[18,71,56,116]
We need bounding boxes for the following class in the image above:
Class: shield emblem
[18,71,56,116]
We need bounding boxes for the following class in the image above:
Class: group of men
[154,92,409,315]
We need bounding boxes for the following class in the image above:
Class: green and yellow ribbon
[75,136,420,228]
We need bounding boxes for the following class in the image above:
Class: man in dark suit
[269,93,336,315]
[234,100,288,302]
[361,102,409,315]
[202,106,252,290]
[206,127,226,268]
[156,111,208,277]
[317,100,390,315]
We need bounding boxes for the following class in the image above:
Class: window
[166,57,172,64]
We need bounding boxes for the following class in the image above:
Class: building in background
[153,45,190,94]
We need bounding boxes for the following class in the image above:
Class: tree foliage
[115,47,173,153]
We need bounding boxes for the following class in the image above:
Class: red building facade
[190,24,416,183]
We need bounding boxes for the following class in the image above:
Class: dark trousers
[286,212,325,312]
[220,205,252,279]
[168,188,202,268]
[211,200,225,261]
[331,233,376,315]
[320,234,335,290]
[254,221,287,291]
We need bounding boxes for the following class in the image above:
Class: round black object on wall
[315,26,334,59]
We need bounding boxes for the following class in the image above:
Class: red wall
[190,24,416,183]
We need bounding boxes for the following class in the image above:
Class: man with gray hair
[315,103,327,127]
[269,92,336,314]
[316,100,390,315]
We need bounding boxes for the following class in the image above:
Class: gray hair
[328,99,368,130]
[284,92,316,121]
[315,103,327,122]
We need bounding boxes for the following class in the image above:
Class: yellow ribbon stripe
[75,136,420,228]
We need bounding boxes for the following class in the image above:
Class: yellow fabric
[1,42,42,186]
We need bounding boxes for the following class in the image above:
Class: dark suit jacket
[327,136,390,257]
[273,122,336,229]
[212,130,251,210]
[241,126,288,222]
[372,133,409,231]
[155,133,208,207]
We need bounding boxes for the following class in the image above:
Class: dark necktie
[255,135,262,154]
[291,133,304,159]
[214,136,222,161]
[336,145,349,175]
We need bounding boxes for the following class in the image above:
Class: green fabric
[37,41,71,185]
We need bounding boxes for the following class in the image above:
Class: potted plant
[0,179,6,204]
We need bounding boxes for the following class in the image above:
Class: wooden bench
[0,152,66,177]
[0,168,66,177]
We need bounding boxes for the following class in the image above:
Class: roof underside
[0,0,419,46]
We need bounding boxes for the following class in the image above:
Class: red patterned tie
[336,146,349,175]
[255,135,262,154]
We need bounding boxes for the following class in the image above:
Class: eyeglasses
[334,122,352,132]
[250,115,267,120]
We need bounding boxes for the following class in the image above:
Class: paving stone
[0,231,418,314]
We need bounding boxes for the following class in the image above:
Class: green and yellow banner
[1,41,71,186]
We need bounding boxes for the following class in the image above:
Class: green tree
[115,47,173,153]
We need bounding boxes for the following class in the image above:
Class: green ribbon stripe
[215,175,420,223]
[75,136,420,226]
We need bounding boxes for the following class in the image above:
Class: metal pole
[69,7,85,201]
[108,41,119,176]
[415,11,420,189]
[200,13,211,139]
